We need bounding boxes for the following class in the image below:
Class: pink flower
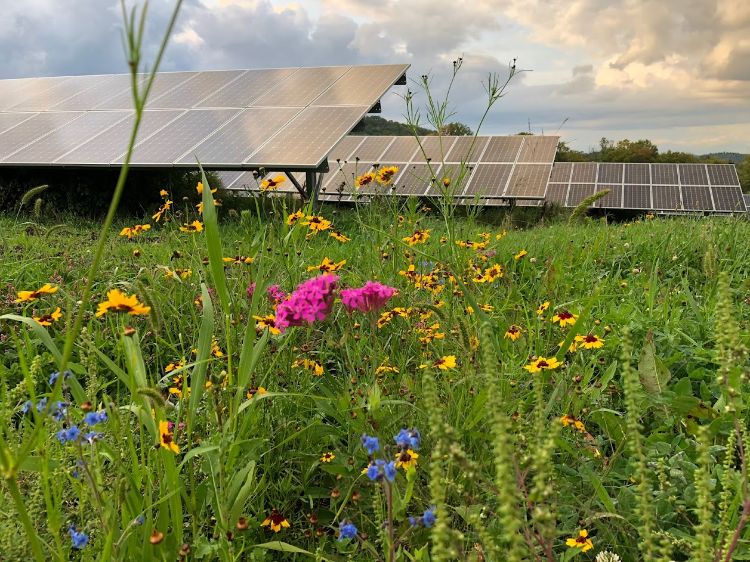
[246,283,256,299]
[267,285,287,304]
[275,274,339,332]
[340,281,397,313]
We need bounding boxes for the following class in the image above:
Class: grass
[1,193,750,561]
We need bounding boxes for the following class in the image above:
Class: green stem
[6,476,46,562]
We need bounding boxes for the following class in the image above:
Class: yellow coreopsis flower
[552,310,578,327]
[33,306,63,327]
[536,301,550,315]
[329,230,351,243]
[260,175,286,192]
[395,449,419,470]
[320,452,336,463]
[253,315,281,335]
[375,166,399,185]
[159,420,179,453]
[514,250,527,261]
[575,333,605,349]
[292,358,324,377]
[287,210,304,226]
[523,356,562,373]
[307,257,346,273]
[196,182,216,196]
[402,229,430,246]
[15,283,58,303]
[566,529,593,552]
[95,289,151,317]
[180,220,204,233]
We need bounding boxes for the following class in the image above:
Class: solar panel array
[0,65,408,170]
[315,134,559,202]
[542,162,745,213]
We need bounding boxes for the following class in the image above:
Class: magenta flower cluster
[267,284,287,304]
[275,274,339,332]
[341,281,397,313]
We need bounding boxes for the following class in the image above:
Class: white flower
[595,552,622,562]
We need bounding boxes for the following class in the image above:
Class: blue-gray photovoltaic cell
[711,187,745,212]
[464,164,513,198]
[415,136,457,163]
[567,184,595,206]
[196,68,299,108]
[94,72,198,110]
[594,185,623,208]
[6,111,129,164]
[56,110,183,165]
[327,135,366,162]
[0,112,83,161]
[597,163,623,184]
[125,109,240,165]
[549,162,573,183]
[445,136,487,163]
[175,107,302,165]
[252,67,350,107]
[349,136,394,162]
[378,136,420,163]
[50,74,133,111]
[681,184,713,210]
[392,164,435,196]
[8,75,96,111]
[622,185,651,210]
[0,113,38,136]
[707,165,739,186]
[545,183,569,205]
[651,185,681,210]
[149,70,245,109]
[679,164,709,186]
[570,162,597,183]
[312,65,408,106]
[623,163,650,184]
[651,164,678,184]
[481,136,523,162]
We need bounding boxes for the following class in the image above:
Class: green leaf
[198,164,230,315]
[638,333,670,395]
[254,541,316,555]
[1,314,62,366]
[188,283,214,423]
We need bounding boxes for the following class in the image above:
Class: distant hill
[702,152,747,164]
[350,116,434,136]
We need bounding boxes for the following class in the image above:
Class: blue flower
[51,401,68,422]
[338,521,357,541]
[68,526,89,549]
[366,462,380,481]
[83,431,102,444]
[57,425,80,444]
[408,516,418,527]
[83,411,107,425]
[49,370,71,387]
[422,507,436,528]
[394,428,421,450]
[383,461,397,482]
[361,434,380,455]
[21,400,32,414]
[366,459,396,482]
[36,397,48,413]
[134,515,145,526]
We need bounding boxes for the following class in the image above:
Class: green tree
[438,122,474,136]
[555,140,589,162]
[600,138,659,162]
[738,155,750,192]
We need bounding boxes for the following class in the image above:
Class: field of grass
[1,191,750,561]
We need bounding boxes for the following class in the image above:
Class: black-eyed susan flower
[159,420,179,453]
[514,249,527,261]
[566,529,593,552]
[536,301,550,315]
[395,449,419,470]
[523,356,562,373]
[575,333,605,349]
[355,172,375,189]
[15,283,58,303]
[95,289,150,317]
[376,165,399,185]
[33,306,62,327]
[223,256,254,265]
[247,386,267,400]
[483,264,503,282]
[402,229,430,246]
[119,224,151,239]
[504,325,522,341]
[320,452,335,463]
[179,220,203,233]
[307,257,346,273]
[164,359,186,374]
[456,239,488,250]
[196,182,216,196]
[329,230,350,243]
[261,510,290,533]
[420,355,456,370]
[302,215,332,233]
[260,175,285,192]
[552,310,578,327]
[286,210,304,226]
[292,358,324,377]
[254,315,281,335]
[560,414,586,433]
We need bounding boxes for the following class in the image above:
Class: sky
[0,0,748,154]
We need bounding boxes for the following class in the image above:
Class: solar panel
[707,164,739,186]
[711,186,745,212]
[320,162,371,194]
[651,164,678,184]
[623,163,650,184]
[196,68,299,108]
[597,163,623,184]
[567,184,595,206]
[351,136,395,162]
[622,185,651,210]
[425,163,472,197]
[417,136,457,163]
[679,164,709,186]
[215,171,245,189]
[463,164,513,198]
[149,70,245,109]
[327,135,366,162]
[681,184,713,210]
[505,164,552,198]
[126,109,240,165]
[482,136,523,162]
[312,65,407,106]
[571,162,597,183]
[175,107,301,166]
[392,163,436,196]
[651,185,681,210]
[6,111,129,164]
[252,66,350,107]
[0,76,69,110]
[56,110,183,165]
[0,112,84,161]
[96,72,198,110]
[518,136,558,163]
[0,113,38,136]
[594,185,623,209]
[549,162,573,183]
[9,75,101,111]
[379,136,420,163]
[51,74,134,111]
[546,183,569,205]
[445,136,487,163]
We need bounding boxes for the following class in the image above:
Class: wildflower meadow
[2,3,750,561]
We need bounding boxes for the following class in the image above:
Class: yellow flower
[402,229,430,246]
[307,257,346,273]
[119,224,151,239]
[302,215,332,233]
[254,315,281,335]
[196,182,216,196]
[514,250,527,261]
[180,220,204,233]
[329,230,350,243]
[523,356,562,373]
[320,452,336,463]
[355,172,375,189]
[286,210,304,226]
[575,333,605,349]
[95,289,151,317]
[495,230,507,240]
[164,359,186,373]
[261,511,290,533]
[559,339,578,353]
[560,414,586,433]
[483,264,503,282]
[33,307,63,327]
[552,310,578,327]
[196,201,204,214]
[223,256,254,265]
[247,386,267,400]
[159,189,168,198]
[396,449,419,470]
[15,283,58,303]
[292,358,324,377]
[566,529,593,552]
[504,325,522,341]
[375,166,399,185]
[260,175,286,192]
[375,363,399,375]
[536,301,550,315]
[152,200,172,222]
[159,420,179,454]
[420,355,456,370]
